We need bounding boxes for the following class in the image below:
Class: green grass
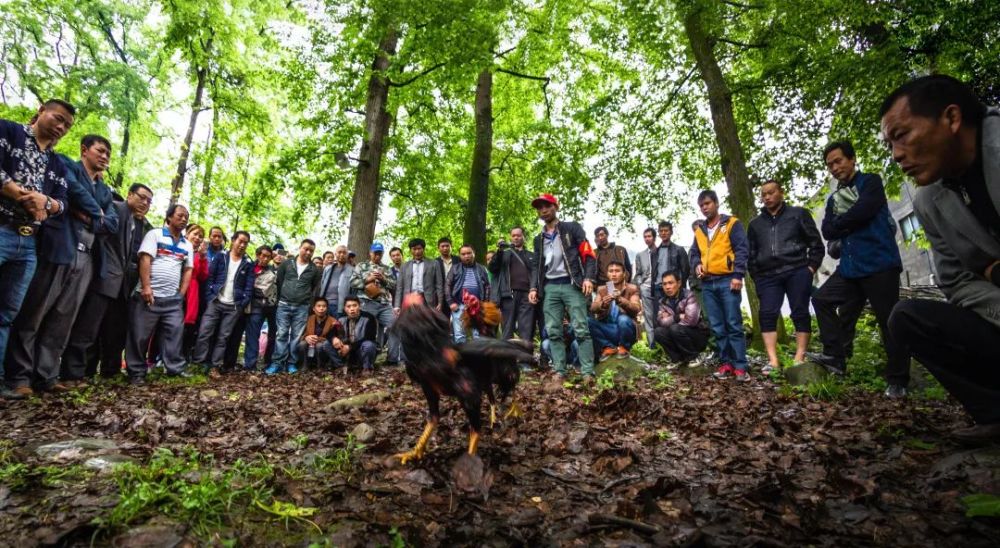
[312,434,365,481]
[963,494,1000,517]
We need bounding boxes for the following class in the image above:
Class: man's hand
[332,337,343,350]
[450,303,459,312]
[528,289,538,304]
[582,279,594,296]
[730,278,743,292]
[140,286,154,306]
[601,293,615,306]
[393,307,400,316]
[986,260,1000,283]
[808,266,816,274]
[695,264,705,278]
[305,335,319,345]
[366,272,378,283]
[18,191,49,221]
[339,344,350,357]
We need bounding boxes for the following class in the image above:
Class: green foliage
[312,434,366,481]
[963,494,1000,518]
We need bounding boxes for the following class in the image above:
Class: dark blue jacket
[822,172,902,279]
[0,120,69,225]
[204,252,256,308]
[38,157,118,271]
[445,262,491,306]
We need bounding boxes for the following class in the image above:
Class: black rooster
[390,294,533,463]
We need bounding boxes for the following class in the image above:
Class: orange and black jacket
[689,214,749,281]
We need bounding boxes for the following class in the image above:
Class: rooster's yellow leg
[503,399,523,419]
[395,420,436,464]
[467,430,480,455]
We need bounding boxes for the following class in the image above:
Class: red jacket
[184,252,210,325]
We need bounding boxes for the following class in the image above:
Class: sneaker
[806,352,846,375]
[45,382,74,393]
[129,376,146,386]
[616,345,629,357]
[264,364,281,376]
[1,386,29,400]
[761,364,777,376]
[207,368,222,380]
[713,364,735,379]
[287,364,299,375]
[884,384,907,399]
[599,347,617,362]
[734,369,752,383]
[167,370,194,379]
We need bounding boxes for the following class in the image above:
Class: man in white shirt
[125,205,194,385]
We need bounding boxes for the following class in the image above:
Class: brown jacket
[590,282,641,320]
[300,314,343,343]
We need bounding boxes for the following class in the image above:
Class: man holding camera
[488,226,537,343]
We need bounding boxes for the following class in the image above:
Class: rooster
[391,293,533,464]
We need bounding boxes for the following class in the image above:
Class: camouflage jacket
[349,260,397,304]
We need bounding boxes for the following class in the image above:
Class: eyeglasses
[133,194,153,204]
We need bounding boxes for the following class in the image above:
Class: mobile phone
[605,281,616,296]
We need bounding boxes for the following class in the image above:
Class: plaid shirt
[0,121,68,224]
[349,260,396,304]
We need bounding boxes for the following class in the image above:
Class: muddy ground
[1,363,999,547]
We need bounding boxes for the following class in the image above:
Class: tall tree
[463,69,493,261]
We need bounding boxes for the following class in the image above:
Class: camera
[498,240,509,249]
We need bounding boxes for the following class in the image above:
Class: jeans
[890,299,1000,424]
[346,340,378,370]
[542,338,579,367]
[755,266,812,333]
[701,276,747,371]
[588,314,638,352]
[361,299,399,362]
[542,282,595,375]
[639,285,658,349]
[0,225,37,377]
[244,308,276,370]
[450,304,480,343]
[295,339,341,368]
[269,302,309,368]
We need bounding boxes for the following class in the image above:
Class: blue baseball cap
[370,242,385,253]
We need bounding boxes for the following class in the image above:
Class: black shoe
[884,384,908,399]
[806,352,846,375]
[167,370,194,379]
[129,376,146,386]
[1,386,28,400]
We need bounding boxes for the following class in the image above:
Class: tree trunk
[170,64,208,205]
[346,29,398,255]
[112,111,131,191]
[683,4,763,349]
[196,107,220,219]
[464,69,493,263]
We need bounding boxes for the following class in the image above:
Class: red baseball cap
[531,193,559,208]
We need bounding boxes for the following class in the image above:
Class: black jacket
[338,311,378,344]
[445,262,491,305]
[531,220,598,292]
[652,242,691,288]
[487,246,536,300]
[747,203,825,278]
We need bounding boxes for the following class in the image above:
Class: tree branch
[715,37,769,49]
[496,68,552,119]
[388,62,446,88]
[721,0,764,9]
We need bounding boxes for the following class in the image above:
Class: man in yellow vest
[689,190,751,382]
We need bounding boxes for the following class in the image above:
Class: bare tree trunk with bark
[464,69,493,263]
[170,64,208,205]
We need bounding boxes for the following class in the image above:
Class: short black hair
[594,226,608,236]
[823,140,855,161]
[408,238,426,249]
[607,260,625,270]
[256,245,272,255]
[232,230,250,243]
[879,74,986,127]
[697,190,718,204]
[438,236,452,245]
[643,227,656,238]
[312,296,329,307]
[658,220,673,230]
[301,238,316,247]
[761,178,782,190]
[343,295,361,306]
[165,204,187,220]
[510,226,524,235]
[661,271,680,282]
[460,243,475,252]
[389,246,402,254]
[81,134,111,151]
[43,99,76,116]
[128,183,152,196]
[323,250,335,258]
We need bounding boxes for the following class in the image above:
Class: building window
[899,213,921,242]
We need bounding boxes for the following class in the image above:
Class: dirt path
[1,366,998,546]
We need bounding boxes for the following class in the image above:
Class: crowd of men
[0,75,996,444]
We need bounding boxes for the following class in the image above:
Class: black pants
[224,312,247,369]
[62,291,114,380]
[500,290,535,341]
[755,266,812,332]
[812,269,910,385]
[90,293,129,377]
[890,299,1000,424]
[654,324,709,363]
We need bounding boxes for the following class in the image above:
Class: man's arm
[138,253,153,304]
[487,248,504,274]
[91,182,119,235]
[799,208,825,271]
[240,262,256,307]
[179,267,193,298]
[825,175,887,238]
[393,263,406,309]
[730,220,749,279]
[622,247,633,281]
[349,264,366,290]
[678,247,691,285]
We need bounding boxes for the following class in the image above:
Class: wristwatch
[44,197,53,213]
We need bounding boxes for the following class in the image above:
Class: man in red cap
[528,194,598,381]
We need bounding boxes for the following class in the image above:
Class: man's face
[390,249,402,267]
[643,231,655,248]
[698,198,718,220]
[510,228,524,248]
[323,252,335,266]
[370,250,383,264]
[127,187,152,218]
[761,182,783,210]
[485,251,495,264]
[273,252,286,265]
[460,246,475,265]
[313,300,328,317]
[535,203,557,223]
[334,246,347,264]
[595,230,608,248]
[824,147,857,183]
[881,96,963,186]
[658,226,672,243]
[411,245,425,260]
[34,104,74,144]
[662,276,679,298]
[312,257,323,267]
[167,207,189,233]
[256,249,272,267]
[299,243,315,262]
[438,242,451,257]
[209,229,225,249]
[345,301,360,319]
[608,264,624,284]
[81,141,111,174]
[231,233,249,257]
